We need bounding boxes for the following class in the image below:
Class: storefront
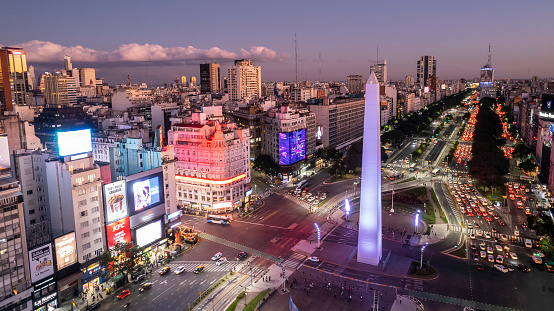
[32,278,58,311]
[80,262,107,294]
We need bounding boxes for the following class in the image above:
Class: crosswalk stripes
[282,253,306,269]
[165,261,241,273]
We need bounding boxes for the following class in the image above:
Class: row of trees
[100,242,149,283]
[467,97,509,187]
[381,91,469,147]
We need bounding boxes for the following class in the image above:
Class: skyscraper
[200,63,221,94]
[79,68,96,86]
[64,55,72,71]
[480,42,495,98]
[346,75,365,94]
[191,76,196,86]
[405,75,415,88]
[416,55,436,90]
[370,60,387,85]
[43,73,69,106]
[227,59,261,101]
[0,47,31,113]
[180,76,186,85]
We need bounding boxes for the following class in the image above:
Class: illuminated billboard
[278,129,305,165]
[480,67,493,87]
[135,219,163,247]
[0,135,10,169]
[28,244,54,283]
[54,233,77,270]
[127,172,164,215]
[106,217,131,248]
[104,181,128,223]
[57,129,92,157]
[539,94,554,121]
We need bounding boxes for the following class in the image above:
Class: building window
[90,196,98,203]
[82,232,90,239]
[29,209,35,214]
[94,238,101,245]
[92,217,100,224]
[93,228,101,234]
[78,200,87,207]
[77,189,86,196]
[90,186,97,193]
[91,206,99,213]
[80,221,89,228]
[82,243,91,250]
[80,211,88,217]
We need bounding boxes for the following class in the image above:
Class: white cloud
[8,40,285,63]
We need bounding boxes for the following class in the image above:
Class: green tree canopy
[253,154,279,176]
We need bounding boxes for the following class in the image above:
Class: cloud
[7,40,286,63]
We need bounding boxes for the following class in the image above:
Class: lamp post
[420,242,429,269]
[345,199,351,222]
[415,210,420,233]
[391,185,395,213]
[314,223,321,249]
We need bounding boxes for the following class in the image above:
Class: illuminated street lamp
[314,223,321,249]
[420,242,429,269]
[345,199,351,222]
[415,210,420,233]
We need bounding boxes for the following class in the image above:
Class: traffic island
[408,261,438,278]
[447,242,467,259]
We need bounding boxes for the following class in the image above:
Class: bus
[520,175,533,182]
[431,168,441,176]
[296,179,309,192]
[207,215,231,225]
[409,163,417,172]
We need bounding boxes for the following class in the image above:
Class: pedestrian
[360,295,363,302]
[269,276,271,281]
[348,295,352,302]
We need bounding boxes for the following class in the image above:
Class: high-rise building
[0,47,31,113]
[416,55,436,90]
[480,43,495,98]
[180,76,186,85]
[370,60,387,85]
[346,75,365,94]
[43,73,69,106]
[34,107,94,151]
[79,68,96,86]
[405,75,415,88]
[191,76,196,86]
[64,55,73,71]
[232,105,268,160]
[200,63,221,94]
[169,117,251,213]
[28,65,36,90]
[227,59,261,101]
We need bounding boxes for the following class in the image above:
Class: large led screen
[128,173,163,214]
[54,233,77,270]
[278,129,305,165]
[57,129,93,157]
[107,217,131,248]
[135,219,163,247]
[104,181,128,223]
[28,244,54,283]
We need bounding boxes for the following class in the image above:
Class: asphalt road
[424,140,447,163]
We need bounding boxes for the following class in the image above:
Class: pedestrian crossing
[282,253,306,269]
[449,225,528,243]
[164,261,241,273]
[284,194,313,211]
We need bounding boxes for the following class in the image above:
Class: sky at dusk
[2,0,553,85]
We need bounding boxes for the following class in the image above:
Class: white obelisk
[357,71,382,265]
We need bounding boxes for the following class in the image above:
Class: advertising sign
[0,135,10,169]
[127,172,164,215]
[57,129,93,157]
[278,129,306,165]
[107,217,131,248]
[28,244,54,283]
[54,233,77,270]
[135,219,163,247]
[130,203,165,228]
[104,180,128,223]
[539,94,554,121]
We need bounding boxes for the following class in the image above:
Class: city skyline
[2,0,554,85]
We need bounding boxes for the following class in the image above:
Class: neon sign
[175,173,247,185]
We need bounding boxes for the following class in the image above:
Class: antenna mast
[377,42,379,65]
[295,33,298,82]
[487,41,492,66]
[319,52,322,82]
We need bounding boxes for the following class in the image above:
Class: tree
[518,159,538,174]
[343,140,363,171]
[513,143,532,160]
[528,215,554,239]
[316,147,342,164]
[100,242,144,281]
[253,155,279,177]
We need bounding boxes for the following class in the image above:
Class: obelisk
[357,71,382,265]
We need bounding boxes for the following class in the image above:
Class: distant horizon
[2,1,553,85]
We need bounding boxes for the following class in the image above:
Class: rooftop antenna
[487,41,492,67]
[295,33,298,82]
[377,42,379,65]
[318,52,322,82]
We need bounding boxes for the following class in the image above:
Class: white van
[525,239,533,248]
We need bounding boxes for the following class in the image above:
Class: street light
[415,210,420,233]
[420,242,429,269]
[345,199,351,222]
[314,223,321,249]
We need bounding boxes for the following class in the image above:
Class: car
[532,254,542,264]
[320,195,327,200]
[235,251,248,260]
[490,227,497,233]
[479,243,486,250]
[546,264,554,272]
[506,264,516,272]
[485,217,492,222]
[194,265,205,274]
[216,257,228,266]
[525,239,533,248]
[500,234,507,240]
[470,244,477,250]
[485,232,491,239]
[494,264,509,273]
[521,223,528,228]
[313,199,320,205]
[476,263,484,271]
[476,230,483,237]
[308,256,320,262]
[139,283,153,292]
[117,290,131,300]
[503,245,510,251]
[536,250,545,257]
[86,303,101,311]
[175,266,186,275]
[493,214,500,220]
[496,255,504,264]
[133,274,145,283]
[467,224,473,229]
[498,220,506,226]
[474,223,480,228]
[488,255,495,262]
[469,233,475,239]
[159,266,170,275]
[473,254,479,261]
[518,264,531,272]
[487,247,493,254]
[480,251,486,258]
[495,245,502,252]
[212,252,223,261]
